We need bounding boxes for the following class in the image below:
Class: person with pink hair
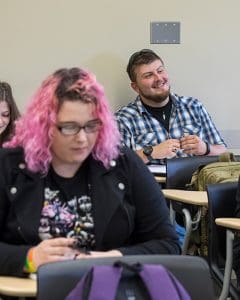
[0,67,180,276]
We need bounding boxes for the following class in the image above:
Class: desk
[162,189,208,254]
[215,218,240,300]
[162,189,208,206]
[154,175,166,184]
[0,276,36,297]
[216,218,240,230]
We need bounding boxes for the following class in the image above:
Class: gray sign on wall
[150,22,180,44]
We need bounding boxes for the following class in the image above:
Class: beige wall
[1,0,240,147]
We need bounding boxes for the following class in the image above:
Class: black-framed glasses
[57,119,102,136]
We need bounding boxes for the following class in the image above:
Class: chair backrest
[166,155,219,189]
[166,154,240,189]
[207,182,238,297]
[37,255,215,300]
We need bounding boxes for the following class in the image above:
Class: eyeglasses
[57,119,102,136]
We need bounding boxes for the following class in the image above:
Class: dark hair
[54,68,98,107]
[126,49,164,82]
[0,82,20,146]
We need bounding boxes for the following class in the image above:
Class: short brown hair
[126,49,164,82]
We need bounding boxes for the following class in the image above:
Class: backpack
[66,261,190,300]
[187,152,240,191]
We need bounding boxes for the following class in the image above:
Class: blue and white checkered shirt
[115,93,226,158]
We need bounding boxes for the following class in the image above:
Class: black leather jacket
[0,147,180,276]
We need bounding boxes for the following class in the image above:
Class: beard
[139,86,170,104]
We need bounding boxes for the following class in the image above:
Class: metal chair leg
[181,208,192,255]
[181,207,202,255]
[219,230,234,300]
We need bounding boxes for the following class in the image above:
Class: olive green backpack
[188,152,240,191]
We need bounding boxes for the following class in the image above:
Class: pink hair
[4,68,120,174]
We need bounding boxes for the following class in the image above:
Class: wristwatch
[143,145,153,162]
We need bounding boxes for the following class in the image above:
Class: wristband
[24,248,36,273]
[204,142,210,156]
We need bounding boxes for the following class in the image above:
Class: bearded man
[116,49,226,164]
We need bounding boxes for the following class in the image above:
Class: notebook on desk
[147,164,166,175]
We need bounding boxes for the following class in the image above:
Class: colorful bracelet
[24,248,36,273]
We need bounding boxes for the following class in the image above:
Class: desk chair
[166,155,220,254]
[207,182,240,300]
[37,255,216,300]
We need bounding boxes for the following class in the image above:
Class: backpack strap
[66,265,123,300]
[139,264,190,300]
[88,265,123,300]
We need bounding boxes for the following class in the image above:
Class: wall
[0,0,239,148]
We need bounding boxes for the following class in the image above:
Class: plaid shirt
[115,93,226,158]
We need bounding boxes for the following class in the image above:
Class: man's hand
[180,135,207,155]
[152,139,181,159]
